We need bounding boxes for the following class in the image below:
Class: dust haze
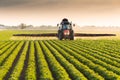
[0,0,120,26]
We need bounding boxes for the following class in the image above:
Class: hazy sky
[0,0,120,26]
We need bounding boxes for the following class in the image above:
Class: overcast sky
[0,0,120,26]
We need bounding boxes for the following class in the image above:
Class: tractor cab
[59,24,72,30]
[63,24,71,29]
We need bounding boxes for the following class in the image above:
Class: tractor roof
[61,18,69,25]
[62,18,68,22]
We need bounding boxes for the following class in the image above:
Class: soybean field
[0,40,120,80]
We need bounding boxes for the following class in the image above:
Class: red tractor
[57,18,75,40]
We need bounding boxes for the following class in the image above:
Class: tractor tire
[70,35,74,40]
[70,31,74,40]
[57,30,60,37]
[58,33,63,40]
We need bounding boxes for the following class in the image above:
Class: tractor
[57,18,75,40]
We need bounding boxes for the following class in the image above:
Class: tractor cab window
[62,24,71,30]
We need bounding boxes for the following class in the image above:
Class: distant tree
[19,23,26,29]
[27,25,33,28]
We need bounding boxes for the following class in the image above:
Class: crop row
[62,41,120,67]
[51,40,120,80]
[0,41,24,80]
[0,40,120,80]
[45,41,104,80]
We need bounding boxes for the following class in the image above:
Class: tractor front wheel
[70,35,74,40]
[58,33,63,40]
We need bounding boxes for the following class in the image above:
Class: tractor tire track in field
[19,42,30,80]
[4,42,26,80]
[0,42,20,66]
[34,42,40,80]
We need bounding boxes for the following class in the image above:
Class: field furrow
[43,41,88,80]
[0,41,11,50]
[40,41,71,80]
[62,41,120,68]
[0,41,20,65]
[0,41,15,56]
[51,40,120,79]
[0,41,24,80]
[8,41,29,80]
[25,41,36,80]
[34,41,54,80]
[0,40,120,80]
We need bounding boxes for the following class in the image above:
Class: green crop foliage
[0,39,120,80]
[25,41,36,80]
[0,30,57,40]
